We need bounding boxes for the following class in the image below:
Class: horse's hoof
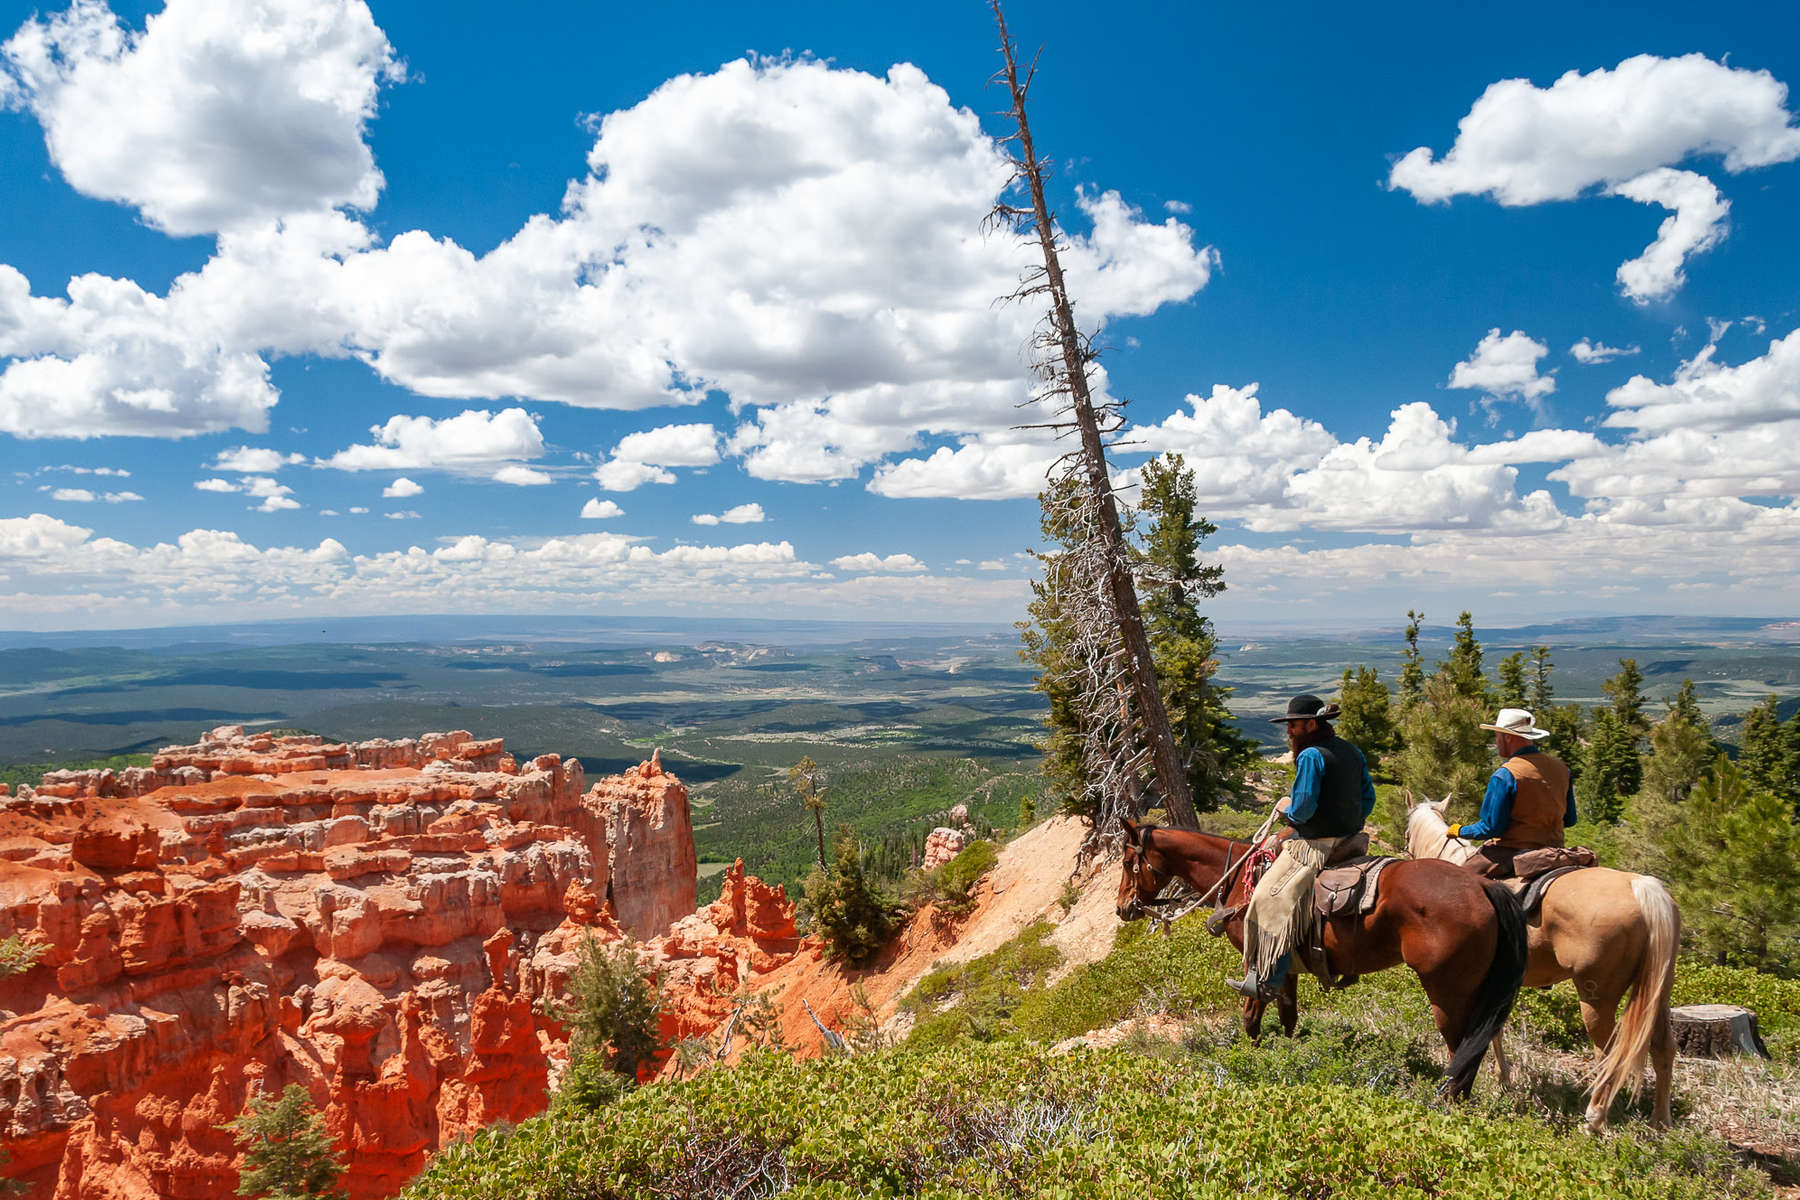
[1583,1107,1606,1135]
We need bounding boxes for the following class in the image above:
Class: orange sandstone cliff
[0,728,798,1200]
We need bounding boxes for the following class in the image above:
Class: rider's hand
[1446,824,1462,839]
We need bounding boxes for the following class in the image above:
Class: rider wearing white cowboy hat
[1448,707,1576,880]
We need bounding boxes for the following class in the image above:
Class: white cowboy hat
[1479,707,1551,740]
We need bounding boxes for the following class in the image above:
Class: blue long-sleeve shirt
[1457,746,1577,841]
[1285,744,1377,828]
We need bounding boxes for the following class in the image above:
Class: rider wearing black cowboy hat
[1227,693,1377,999]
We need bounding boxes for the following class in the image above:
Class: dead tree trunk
[990,0,1198,831]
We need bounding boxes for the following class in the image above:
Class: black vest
[1291,734,1368,840]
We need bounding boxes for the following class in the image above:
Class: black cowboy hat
[1270,693,1341,724]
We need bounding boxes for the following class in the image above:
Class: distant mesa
[0,726,803,1199]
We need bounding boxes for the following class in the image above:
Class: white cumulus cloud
[0,265,278,439]
[1447,329,1556,406]
[3,52,1214,468]
[579,498,623,519]
[214,445,303,473]
[1389,54,1800,300]
[492,465,552,486]
[691,502,765,526]
[593,459,676,491]
[1570,338,1639,364]
[830,552,926,573]
[381,476,423,499]
[0,0,403,235]
[320,407,544,473]
[613,423,720,467]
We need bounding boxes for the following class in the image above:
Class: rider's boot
[1226,952,1291,1000]
[1224,969,1262,998]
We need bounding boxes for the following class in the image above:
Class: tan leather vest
[1496,751,1571,850]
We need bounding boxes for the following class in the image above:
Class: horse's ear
[1119,816,1139,836]
[1432,796,1450,813]
[1402,788,1416,811]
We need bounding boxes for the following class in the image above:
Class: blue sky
[2,0,1797,630]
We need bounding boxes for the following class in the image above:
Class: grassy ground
[405,1038,1777,1200]
[404,905,1799,1199]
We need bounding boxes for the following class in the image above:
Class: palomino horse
[1404,796,1679,1131]
[1116,817,1528,1099]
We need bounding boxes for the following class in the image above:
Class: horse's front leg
[1241,993,1267,1041]
[1277,975,1299,1037]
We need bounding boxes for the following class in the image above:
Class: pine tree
[990,0,1196,829]
[1638,680,1714,808]
[1496,651,1527,708]
[1603,657,1650,739]
[1740,694,1800,810]
[1019,476,1095,817]
[224,1084,346,1200]
[1135,453,1255,811]
[1398,610,1425,709]
[1636,756,1800,973]
[1578,707,1638,823]
[561,936,663,1080]
[1022,458,1250,819]
[1539,702,1585,782]
[1395,668,1491,820]
[1528,645,1554,714]
[1579,658,1652,822]
[1443,611,1491,706]
[803,824,897,965]
[1336,666,1398,778]
[789,755,829,872]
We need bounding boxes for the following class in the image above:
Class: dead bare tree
[989,0,1198,835]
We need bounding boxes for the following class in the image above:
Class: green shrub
[557,936,662,1080]
[803,824,899,965]
[902,922,1061,1050]
[1183,1016,1442,1095]
[552,1052,632,1112]
[0,935,48,978]
[1509,983,1592,1051]
[913,839,998,916]
[224,1083,346,1200]
[1013,915,1241,1042]
[405,1042,1773,1200]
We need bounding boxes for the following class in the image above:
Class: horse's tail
[1442,879,1528,1098]
[1586,876,1680,1127]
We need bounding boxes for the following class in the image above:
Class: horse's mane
[1133,821,1252,854]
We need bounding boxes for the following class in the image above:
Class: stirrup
[1205,904,1241,936]
[1224,971,1263,999]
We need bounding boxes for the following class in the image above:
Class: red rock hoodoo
[0,728,797,1200]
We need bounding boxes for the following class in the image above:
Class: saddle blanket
[1505,863,1588,918]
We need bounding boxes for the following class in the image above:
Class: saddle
[1301,848,1396,990]
[1312,846,1393,918]
[1500,846,1598,917]
[1215,831,1393,990]
[1210,832,1386,934]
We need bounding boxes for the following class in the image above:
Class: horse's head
[1115,817,1170,921]
[1402,791,1453,855]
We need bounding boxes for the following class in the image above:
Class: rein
[1200,805,1281,908]
[1132,804,1282,933]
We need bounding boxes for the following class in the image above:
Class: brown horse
[1405,795,1679,1130]
[1116,817,1528,1099]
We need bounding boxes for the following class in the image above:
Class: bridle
[1125,824,1256,913]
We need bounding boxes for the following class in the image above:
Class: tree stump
[1670,1004,1771,1059]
